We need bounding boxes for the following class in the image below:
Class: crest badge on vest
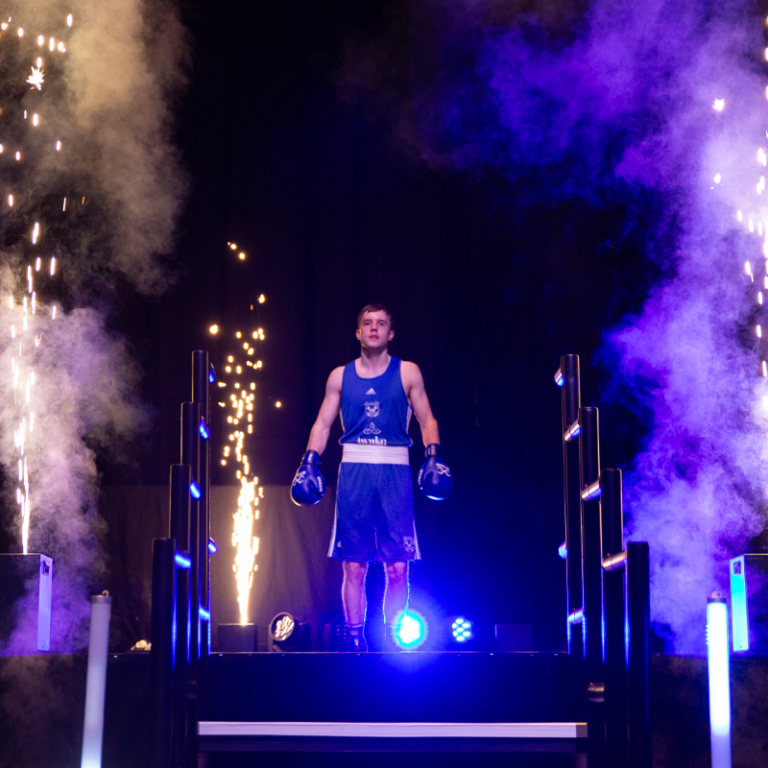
[364,401,380,418]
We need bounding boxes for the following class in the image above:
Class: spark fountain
[211,243,279,629]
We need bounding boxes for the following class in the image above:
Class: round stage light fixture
[394,611,427,650]
[269,611,303,651]
[451,616,474,643]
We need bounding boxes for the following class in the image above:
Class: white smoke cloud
[0,0,188,653]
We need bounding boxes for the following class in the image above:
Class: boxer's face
[356,311,394,350]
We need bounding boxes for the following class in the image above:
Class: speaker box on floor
[0,553,53,652]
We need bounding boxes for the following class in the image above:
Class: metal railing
[555,354,651,768]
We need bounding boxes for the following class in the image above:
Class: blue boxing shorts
[328,444,421,563]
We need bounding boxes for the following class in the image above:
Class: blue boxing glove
[290,450,326,506]
[417,444,453,501]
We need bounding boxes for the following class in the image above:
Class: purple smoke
[341,0,768,651]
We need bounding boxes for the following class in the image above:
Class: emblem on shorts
[364,401,380,418]
[363,422,381,435]
[366,388,377,395]
[403,536,415,553]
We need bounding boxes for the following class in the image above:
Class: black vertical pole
[169,465,191,768]
[180,403,201,669]
[192,350,210,721]
[600,469,627,768]
[180,402,200,768]
[626,542,651,768]
[149,538,176,768]
[579,406,605,768]
[560,355,582,658]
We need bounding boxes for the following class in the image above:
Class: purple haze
[341,0,768,651]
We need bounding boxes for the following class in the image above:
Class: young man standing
[291,304,453,651]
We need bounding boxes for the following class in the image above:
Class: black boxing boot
[342,623,368,652]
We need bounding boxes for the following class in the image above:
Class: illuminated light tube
[567,608,584,625]
[208,538,217,554]
[707,595,732,768]
[564,420,581,442]
[190,481,201,500]
[208,364,216,383]
[199,606,210,621]
[554,368,565,387]
[80,593,111,768]
[174,552,191,569]
[581,480,601,501]
[558,541,568,559]
[199,418,210,440]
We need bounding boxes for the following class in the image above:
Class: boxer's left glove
[290,450,326,506]
[418,444,453,501]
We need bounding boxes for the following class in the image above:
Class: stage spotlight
[269,611,310,652]
[394,611,427,650]
[450,616,474,644]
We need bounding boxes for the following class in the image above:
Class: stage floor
[1,651,768,767]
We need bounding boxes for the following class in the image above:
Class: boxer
[291,303,452,651]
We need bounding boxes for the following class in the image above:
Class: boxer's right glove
[290,450,326,506]
[418,444,453,501]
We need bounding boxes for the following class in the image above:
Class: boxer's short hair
[357,304,392,329]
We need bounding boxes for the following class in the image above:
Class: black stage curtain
[99,482,565,652]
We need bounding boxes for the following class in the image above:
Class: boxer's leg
[342,561,367,625]
[383,561,408,626]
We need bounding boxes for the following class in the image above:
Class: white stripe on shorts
[341,444,409,465]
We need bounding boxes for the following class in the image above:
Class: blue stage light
[199,418,210,440]
[451,617,474,643]
[208,364,216,384]
[190,481,201,500]
[174,552,191,569]
[199,606,210,621]
[554,368,565,387]
[706,595,732,768]
[558,541,568,559]
[395,611,427,649]
[208,538,217,554]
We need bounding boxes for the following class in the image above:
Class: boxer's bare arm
[401,361,440,447]
[307,367,344,455]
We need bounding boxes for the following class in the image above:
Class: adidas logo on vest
[366,388,376,395]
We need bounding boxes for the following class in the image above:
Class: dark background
[103,0,656,649]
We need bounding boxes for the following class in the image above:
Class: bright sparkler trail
[1,13,72,554]
[735,20,768,395]
[212,242,282,626]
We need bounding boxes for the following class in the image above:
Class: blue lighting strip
[208,538,217,554]
[174,552,191,569]
[558,541,568,560]
[554,369,565,387]
[730,557,748,652]
[208,364,216,384]
[190,481,201,500]
[199,606,210,621]
[199,418,210,440]
[706,597,732,768]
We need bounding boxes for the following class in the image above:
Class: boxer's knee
[384,561,407,585]
[343,560,367,585]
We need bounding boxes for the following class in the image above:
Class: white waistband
[341,444,410,465]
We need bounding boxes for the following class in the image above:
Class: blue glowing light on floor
[451,617,474,643]
[395,611,427,649]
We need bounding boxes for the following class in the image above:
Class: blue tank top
[339,357,413,446]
